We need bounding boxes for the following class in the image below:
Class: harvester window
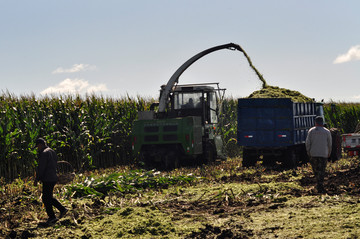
[174,92,203,110]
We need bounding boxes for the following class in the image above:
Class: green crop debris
[238,45,268,89]
[65,169,197,198]
[2,156,360,238]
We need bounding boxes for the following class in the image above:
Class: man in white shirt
[305,116,332,193]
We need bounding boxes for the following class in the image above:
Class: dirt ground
[1,156,360,238]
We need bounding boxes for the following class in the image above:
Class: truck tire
[282,148,298,169]
[330,128,341,162]
[242,148,257,167]
[262,155,276,166]
[299,144,309,164]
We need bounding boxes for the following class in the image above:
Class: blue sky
[1,1,359,102]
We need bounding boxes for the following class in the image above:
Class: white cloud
[52,64,97,74]
[333,45,360,64]
[40,78,108,95]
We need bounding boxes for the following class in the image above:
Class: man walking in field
[34,138,68,225]
[305,116,332,193]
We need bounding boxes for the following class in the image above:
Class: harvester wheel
[164,151,179,170]
[139,150,150,168]
[204,143,215,164]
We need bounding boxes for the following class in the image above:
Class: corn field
[0,93,359,182]
[324,102,360,133]
[0,93,152,181]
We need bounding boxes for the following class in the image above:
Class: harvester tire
[164,151,179,170]
[204,143,215,164]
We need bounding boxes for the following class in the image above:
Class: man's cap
[35,138,46,146]
[315,116,324,125]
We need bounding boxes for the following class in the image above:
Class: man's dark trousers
[42,182,66,219]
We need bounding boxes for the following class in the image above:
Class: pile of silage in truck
[240,47,313,103]
[247,85,313,102]
[243,45,360,134]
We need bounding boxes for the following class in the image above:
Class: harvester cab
[132,82,227,169]
[165,83,225,125]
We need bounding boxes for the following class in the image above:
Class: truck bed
[237,98,316,148]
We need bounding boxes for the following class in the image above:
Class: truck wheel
[242,149,257,167]
[330,128,341,162]
[283,148,297,169]
[299,144,309,164]
[262,155,276,166]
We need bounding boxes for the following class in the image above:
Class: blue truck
[237,98,341,168]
